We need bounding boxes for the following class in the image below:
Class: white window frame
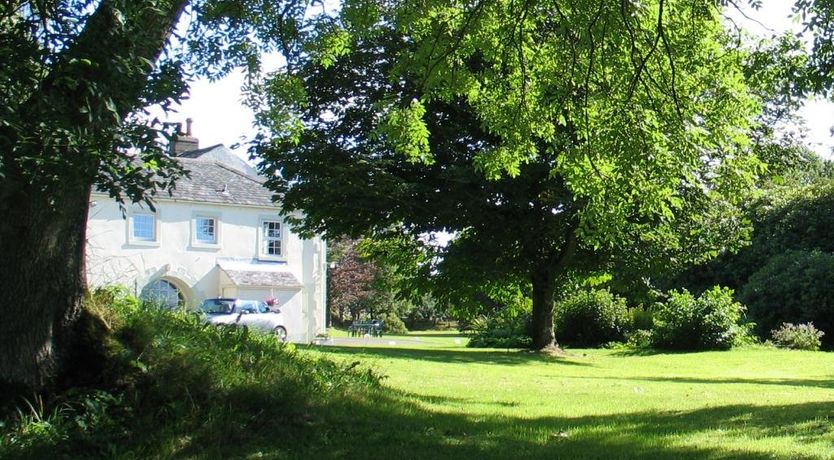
[127,210,159,246]
[258,217,285,261]
[191,213,221,249]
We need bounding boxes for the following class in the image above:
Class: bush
[467,311,532,349]
[771,322,824,351]
[741,250,834,347]
[651,286,749,350]
[629,308,653,331]
[554,289,629,347]
[382,312,409,335]
[625,329,653,349]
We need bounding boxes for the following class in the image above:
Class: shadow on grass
[610,348,696,357]
[406,332,465,338]
[624,375,834,390]
[540,373,834,390]
[315,345,594,367]
[130,386,833,460]
[18,358,832,460]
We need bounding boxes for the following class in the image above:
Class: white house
[85,127,327,343]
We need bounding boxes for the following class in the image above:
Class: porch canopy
[216,259,303,291]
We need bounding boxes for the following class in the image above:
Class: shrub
[629,308,653,331]
[741,250,834,347]
[467,311,532,349]
[651,286,749,350]
[382,312,409,335]
[554,289,629,347]
[771,322,824,351]
[625,329,653,349]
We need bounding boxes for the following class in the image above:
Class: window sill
[190,242,221,251]
[257,255,286,262]
[126,240,160,248]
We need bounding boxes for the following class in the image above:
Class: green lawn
[5,322,833,459]
[303,334,834,460]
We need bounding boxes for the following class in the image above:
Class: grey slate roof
[177,144,259,177]
[166,157,277,208]
[219,267,302,288]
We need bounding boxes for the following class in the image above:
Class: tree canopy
[256,0,764,349]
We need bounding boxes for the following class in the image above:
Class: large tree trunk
[0,0,189,392]
[530,267,558,350]
[0,180,92,390]
[528,227,578,351]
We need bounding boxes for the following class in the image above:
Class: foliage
[257,0,763,349]
[740,250,834,348]
[1,287,383,458]
[403,295,448,330]
[554,289,630,347]
[382,312,409,335]
[770,322,824,351]
[328,238,381,324]
[0,0,309,210]
[328,237,425,327]
[466,312,532,349]
[467,293,533,349]
[629,308,654,331]
[795,0,834,95]
[651,286,750,350]
[672,180,834,296]
[625,329,654,349]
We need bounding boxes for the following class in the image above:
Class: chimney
[170,118,199,155]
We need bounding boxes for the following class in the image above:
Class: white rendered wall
[86,193,326,342]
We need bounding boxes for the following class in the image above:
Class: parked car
[199,298,288,341]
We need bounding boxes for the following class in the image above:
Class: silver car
[200,298,288,342]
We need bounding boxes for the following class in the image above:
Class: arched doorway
[141,278,185,309]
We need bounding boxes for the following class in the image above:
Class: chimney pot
[169,118,199,156]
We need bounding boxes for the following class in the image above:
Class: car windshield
[201,299,235,314]
[238,301,268,314]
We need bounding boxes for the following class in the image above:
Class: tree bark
[0,0,188,392]
[530,266,558,350]
[0,181,92,390]
[528,226,579,351]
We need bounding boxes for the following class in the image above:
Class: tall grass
[0,288,382,459]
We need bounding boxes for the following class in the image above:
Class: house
[85,123,327,343]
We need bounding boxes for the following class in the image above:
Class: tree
[0,0,307,391]
[673,179,834,295]
[256,1,761,350]
[0,0,191,392]
[328,238,380,324]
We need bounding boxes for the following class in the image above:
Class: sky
[164,3,834,159]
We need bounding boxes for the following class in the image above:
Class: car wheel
[274,326,288,342]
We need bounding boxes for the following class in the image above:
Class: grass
[303,335,834,460]
[3,303,834,459]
